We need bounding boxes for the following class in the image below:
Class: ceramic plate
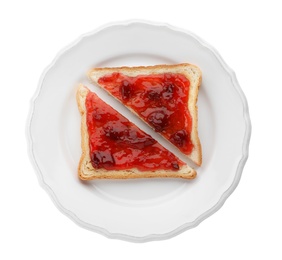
[27,20,251,242]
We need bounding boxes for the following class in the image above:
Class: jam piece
[162,83,174,100]
[171,161,180,170]
[169,130,190,148]
[148,90,161,101]
[147,110,169,132]
[91,151,115,169]
[98,72,194,154]
[120,80,132,100]
[104,126,120,140]
[85,91,184,171]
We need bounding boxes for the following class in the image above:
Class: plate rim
[26,19,252,243]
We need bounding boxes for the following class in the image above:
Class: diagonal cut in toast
[87,63,202,166]
[76,84,197,180]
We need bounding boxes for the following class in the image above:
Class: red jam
[98,72,194,155]
[85,91,184,171]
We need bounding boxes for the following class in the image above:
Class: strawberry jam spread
[98,72,194,155]
[85,91,184,171]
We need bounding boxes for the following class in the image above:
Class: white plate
[27,20,251,242]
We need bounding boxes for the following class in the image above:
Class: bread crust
[76,84,196,180]
[88,63,202,166]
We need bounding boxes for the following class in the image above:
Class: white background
[1,0,281,259]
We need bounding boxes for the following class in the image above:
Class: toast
[76,84,196,180]
[87,63,202,166]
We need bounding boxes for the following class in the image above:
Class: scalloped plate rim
[26,19,251,243]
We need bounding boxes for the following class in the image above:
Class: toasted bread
[87,63,202,166]
[76,84,196,180]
